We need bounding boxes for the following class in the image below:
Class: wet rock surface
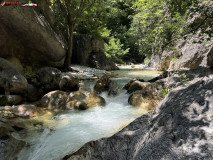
[40,90,69,110]
[66,91,106,110]
[127,81,150,93]
[94,75,112,94]
[40,90,105,110]
[64,74,213,160]
[12,105,48,118]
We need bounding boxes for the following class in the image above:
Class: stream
[17,66,161,160]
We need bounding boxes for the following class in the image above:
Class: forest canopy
[50,0,213,64]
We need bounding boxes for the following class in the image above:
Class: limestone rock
[127,81,150,93]
[180,43,206,69]
[66,91,106,110]
[40,90,69,110]
[12,104,47,118]
[157,50,173,71]
[94,75,112,94]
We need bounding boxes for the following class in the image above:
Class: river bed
[17,67,161,160]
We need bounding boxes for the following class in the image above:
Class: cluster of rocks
[0,57,109,160]
[0,57,111,120]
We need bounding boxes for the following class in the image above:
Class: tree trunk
[64,25,74,68]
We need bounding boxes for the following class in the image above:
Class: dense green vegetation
[50,0,213,64]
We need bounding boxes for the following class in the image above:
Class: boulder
[40,90,69,110]
[180,43,206,69]
[148,71,168,82]
[59,74,79,92]
[0,69,28,94]
[72,34,118,70]
[66,91,106,110]
[63,75,213,160]
[0,95,23,106]
[12,104,48,118]
[94,75,112,94]
[37,67,62,91]
[88,52,119,71]
[127,81,150,93]
[0,0,66,66]
[157,50,173,71]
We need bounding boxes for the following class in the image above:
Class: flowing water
[18,67,161,160]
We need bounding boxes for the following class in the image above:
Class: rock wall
[72,34,118,70]
[148,35,213,71]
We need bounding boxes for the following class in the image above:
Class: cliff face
[148,1,213,71]
[63,72,213,160]
[72,35,119,71]
[148,35,213,71]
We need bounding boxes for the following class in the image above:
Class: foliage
[144,57,151,65]
[181,73,190,86]
[131,0,189,57]
[49,0,212,65]
[105,37,130,64]
[161,88,170,97]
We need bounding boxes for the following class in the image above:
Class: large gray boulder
[0,0,66,66]
[63,75,213,160]
[180,43,207,69]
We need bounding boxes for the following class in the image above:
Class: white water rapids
[17,68,161,160]
[18,92,140,160]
